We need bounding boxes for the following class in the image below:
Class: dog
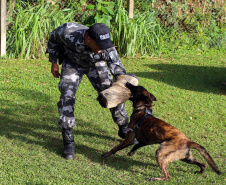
[101,83,221,181]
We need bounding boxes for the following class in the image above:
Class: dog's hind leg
[181,149,207,174]
[148,142,189,181]
[128,143,145,156]
[147,145,172,181]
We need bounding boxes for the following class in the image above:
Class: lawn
[0,50,225,184]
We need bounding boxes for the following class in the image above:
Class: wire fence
[5,0,226,31]
[6,1,150,22]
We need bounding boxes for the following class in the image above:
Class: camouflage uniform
[46,22,128,129]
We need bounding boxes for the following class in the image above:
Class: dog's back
[131,112,189,145]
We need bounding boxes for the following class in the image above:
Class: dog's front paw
[101,152,112,158]
[127,151,135,156]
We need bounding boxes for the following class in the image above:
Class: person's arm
[46,24,67,77]
[46,24,66,64]
[89,47,126,77]
[104,47,126,77]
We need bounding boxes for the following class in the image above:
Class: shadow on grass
[73,121,159,172]
[133,63,226,94]
[0,106,158,172]
[0,85,157,172]
[0,87,62,152]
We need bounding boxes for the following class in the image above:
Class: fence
[0,0,6,56]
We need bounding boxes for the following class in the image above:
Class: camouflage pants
[57,59,129,129]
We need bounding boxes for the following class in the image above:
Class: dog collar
[145,108,153,115]
[134,108,153,142]
[133,104,152,116]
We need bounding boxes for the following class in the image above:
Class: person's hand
[92,50,109,61]
[51,63,61,78]
[101,50,110,61]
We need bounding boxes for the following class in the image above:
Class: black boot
[118,124,129,139]
[62,128,75,160]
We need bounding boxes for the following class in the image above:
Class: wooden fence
[0,0,6,57]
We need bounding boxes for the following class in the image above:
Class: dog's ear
[125,82,134,90]
[150,93,157,101]
[145,93,156,104]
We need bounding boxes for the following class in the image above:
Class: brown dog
[101,83,221,181]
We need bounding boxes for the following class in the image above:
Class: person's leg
[58,61,84,159]
[109,104,129,139]
[86,61,129,138]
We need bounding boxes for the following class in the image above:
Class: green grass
[0,50,225,184]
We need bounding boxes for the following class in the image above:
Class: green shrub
[110,0,160,57]
[150,0,226,52]
[5,0,226,59]
[7,1,76,59]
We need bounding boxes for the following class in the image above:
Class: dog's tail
[189,141,221,174]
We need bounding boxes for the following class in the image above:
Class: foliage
[150,0,226,52]
[111,0,160,57]
[148,0,225,31]
[85,0,115,27]
[4,0,226,59]
[6,0,76,59]
[0,51,225,184]
[160,25,226,54]
[57,0,91,24]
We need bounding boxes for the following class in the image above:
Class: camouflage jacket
[46,22,126,76]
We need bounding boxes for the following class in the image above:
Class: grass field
[0,50,225,184]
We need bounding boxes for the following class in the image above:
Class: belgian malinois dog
[101,83,221,181]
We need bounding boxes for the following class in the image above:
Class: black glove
[93,50,110,61]
[100,50,110,61]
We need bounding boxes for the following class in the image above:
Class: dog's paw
[194,164,206,174]
[127,151,135,156]
[147,177,168,181]
[194,170,205,174]
[101,152,111,158]
[146,177,156,181]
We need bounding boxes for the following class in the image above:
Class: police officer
[46,23,129,160]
